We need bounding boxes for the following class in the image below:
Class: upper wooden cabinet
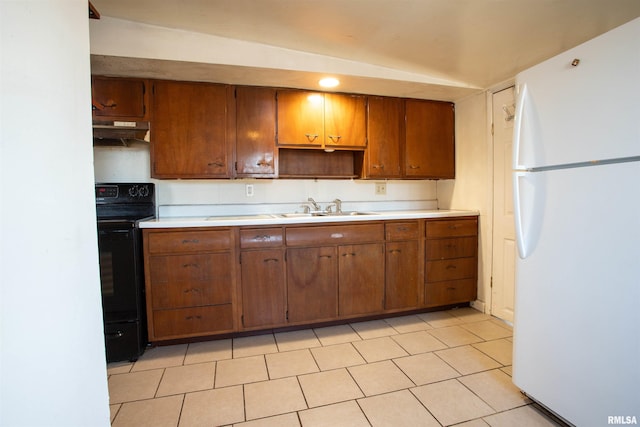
[276,90,367,150]
[405,99,455,179]
[151,81,234,179]
[92,76,149,121]
[365,96,404,178]
[235,86,277,178]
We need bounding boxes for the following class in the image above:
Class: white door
[490,87,516,323]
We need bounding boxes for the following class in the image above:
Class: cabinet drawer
[240,228,283,248]
[146,229,232,254]
[426,218,477,238]
[148,253,232,309]
[425,279,476,306]
[152,305,234,338]
[426,236,477,260]
[385,221,420,240]
[426,257,476,282]
[286,223,384,246]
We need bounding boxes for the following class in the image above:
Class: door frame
[485,79,515,320]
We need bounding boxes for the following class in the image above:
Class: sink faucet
[307,197,321,211]
[325,198,342,214]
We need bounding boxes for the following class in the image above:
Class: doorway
[490,86,516,323]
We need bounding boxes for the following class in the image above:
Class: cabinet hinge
[234,161,238,171]
[241,315,244,326]
[491,123,494,136]
[490,277,493,288]
[285,310,288,321]
[239,253,242,264]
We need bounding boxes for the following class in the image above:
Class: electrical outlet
[374,182,387,195]
[245,184,254,197]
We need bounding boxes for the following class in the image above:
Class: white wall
[0,1,110,426]
[93,144,439,209]
[437,92,492,310]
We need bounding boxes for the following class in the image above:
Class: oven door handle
[105,330,124,339]
[99,229,133,235]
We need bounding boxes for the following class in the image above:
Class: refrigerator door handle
[513,171,529,258]
[513,170,545,259]
[513,83,528,171]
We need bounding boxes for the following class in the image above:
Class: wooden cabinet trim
[285,223,384,246]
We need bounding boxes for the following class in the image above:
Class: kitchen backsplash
[93,144,439,210]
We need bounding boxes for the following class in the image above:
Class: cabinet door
[92,76,148,121]
[240,249,286,328]
[152,81,232,178]
[405,99,455,178]
[287,246,338,322]
[338,243,384,316]
[236,86,277,177]
[385,240,421,310]
[324,93,367,149]
[277,90,324,147]
[148,253,232,309]
[366,96,403,178]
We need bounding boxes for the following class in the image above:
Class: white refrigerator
[512,17,640,426]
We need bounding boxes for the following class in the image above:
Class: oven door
[97,220,144,323]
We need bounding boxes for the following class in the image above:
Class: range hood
[93,121,150,146]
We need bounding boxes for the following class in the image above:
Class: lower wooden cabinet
[384,221,423,310]
[338,243,384,316]
[143,228,236,341]
[239,228,286,329]
[287,246,338,323]
[425,218,478,306]
[142,217,477,342]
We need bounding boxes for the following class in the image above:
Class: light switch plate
[245,184,254,197]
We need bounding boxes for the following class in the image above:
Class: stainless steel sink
[279,211,378,218]
[206,214,275,221]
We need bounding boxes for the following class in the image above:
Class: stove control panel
[95,183,155,203]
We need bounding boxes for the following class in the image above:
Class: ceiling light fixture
[319,77,340,88]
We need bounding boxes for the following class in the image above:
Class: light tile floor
[107,307,564,427]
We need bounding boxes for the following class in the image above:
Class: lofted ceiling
[89,0,640,101]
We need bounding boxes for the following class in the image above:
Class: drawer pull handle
[207,161,225,167]
[305,133,319,142]
[372,164,385,169]
[264,258,279,263]
[182,239,199,244]
[342,252,356,257]
[183,263,199,268]
[184,288,201,294]
[330,233,344,239]
[446,265,457,270]
[397,227,408,231]
[319,255,332,259]
[185,315,202,320]
[409,164,421,169]
[445,244,457,249]
[254,235,271,241]
[446,287,457,291]
[328,135,342,143]
[389,249,402,254]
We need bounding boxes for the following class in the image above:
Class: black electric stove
[95,183,155,362]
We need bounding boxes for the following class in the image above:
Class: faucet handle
[332,198,342,213]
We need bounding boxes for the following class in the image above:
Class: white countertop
[139,209,479,228]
